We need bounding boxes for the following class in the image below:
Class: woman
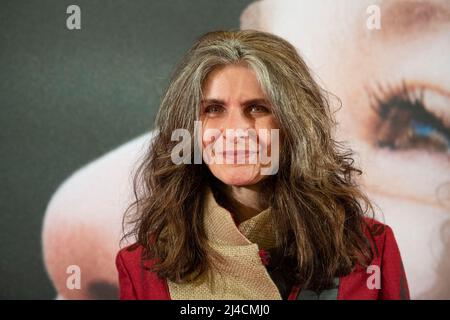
[116,30,409,300]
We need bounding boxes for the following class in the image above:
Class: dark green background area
[0,0,252,299]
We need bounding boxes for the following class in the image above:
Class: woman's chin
[213,165,263,186]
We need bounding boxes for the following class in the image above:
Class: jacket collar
[203,185,277,251]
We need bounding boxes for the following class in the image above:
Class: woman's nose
[220,108,254,146]
[222,107,252,132]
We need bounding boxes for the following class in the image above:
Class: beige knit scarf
[167,186,283,299]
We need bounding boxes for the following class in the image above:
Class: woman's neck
[219,183,269,224]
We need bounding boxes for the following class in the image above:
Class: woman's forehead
[202,65,267,102]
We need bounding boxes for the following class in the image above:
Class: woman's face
[200,64,279,186]
[241,0,450,298]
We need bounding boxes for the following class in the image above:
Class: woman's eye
[369,83,450,153]
[204,105,225,114]
[248,105,269,114]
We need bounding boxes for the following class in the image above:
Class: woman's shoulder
[115,242,170,299]
[338,216,410,299]
[116,242,163,278]
[361,216,398,252]
[116,243,144,264]
[115,242,158,272]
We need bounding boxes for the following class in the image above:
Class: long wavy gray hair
[123,29,377,291]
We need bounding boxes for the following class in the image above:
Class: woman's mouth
[216,150,259,163]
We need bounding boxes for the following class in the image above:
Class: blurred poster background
[1,0,449,299]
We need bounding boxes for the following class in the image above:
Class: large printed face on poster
[240,0,449,298]
[42,0,449,299]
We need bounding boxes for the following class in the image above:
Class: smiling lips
[221,150,258,158]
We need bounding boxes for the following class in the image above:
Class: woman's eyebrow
[201,98,270,106]
[380,0,450,38]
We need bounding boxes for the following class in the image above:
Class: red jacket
[116,218,410,300]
